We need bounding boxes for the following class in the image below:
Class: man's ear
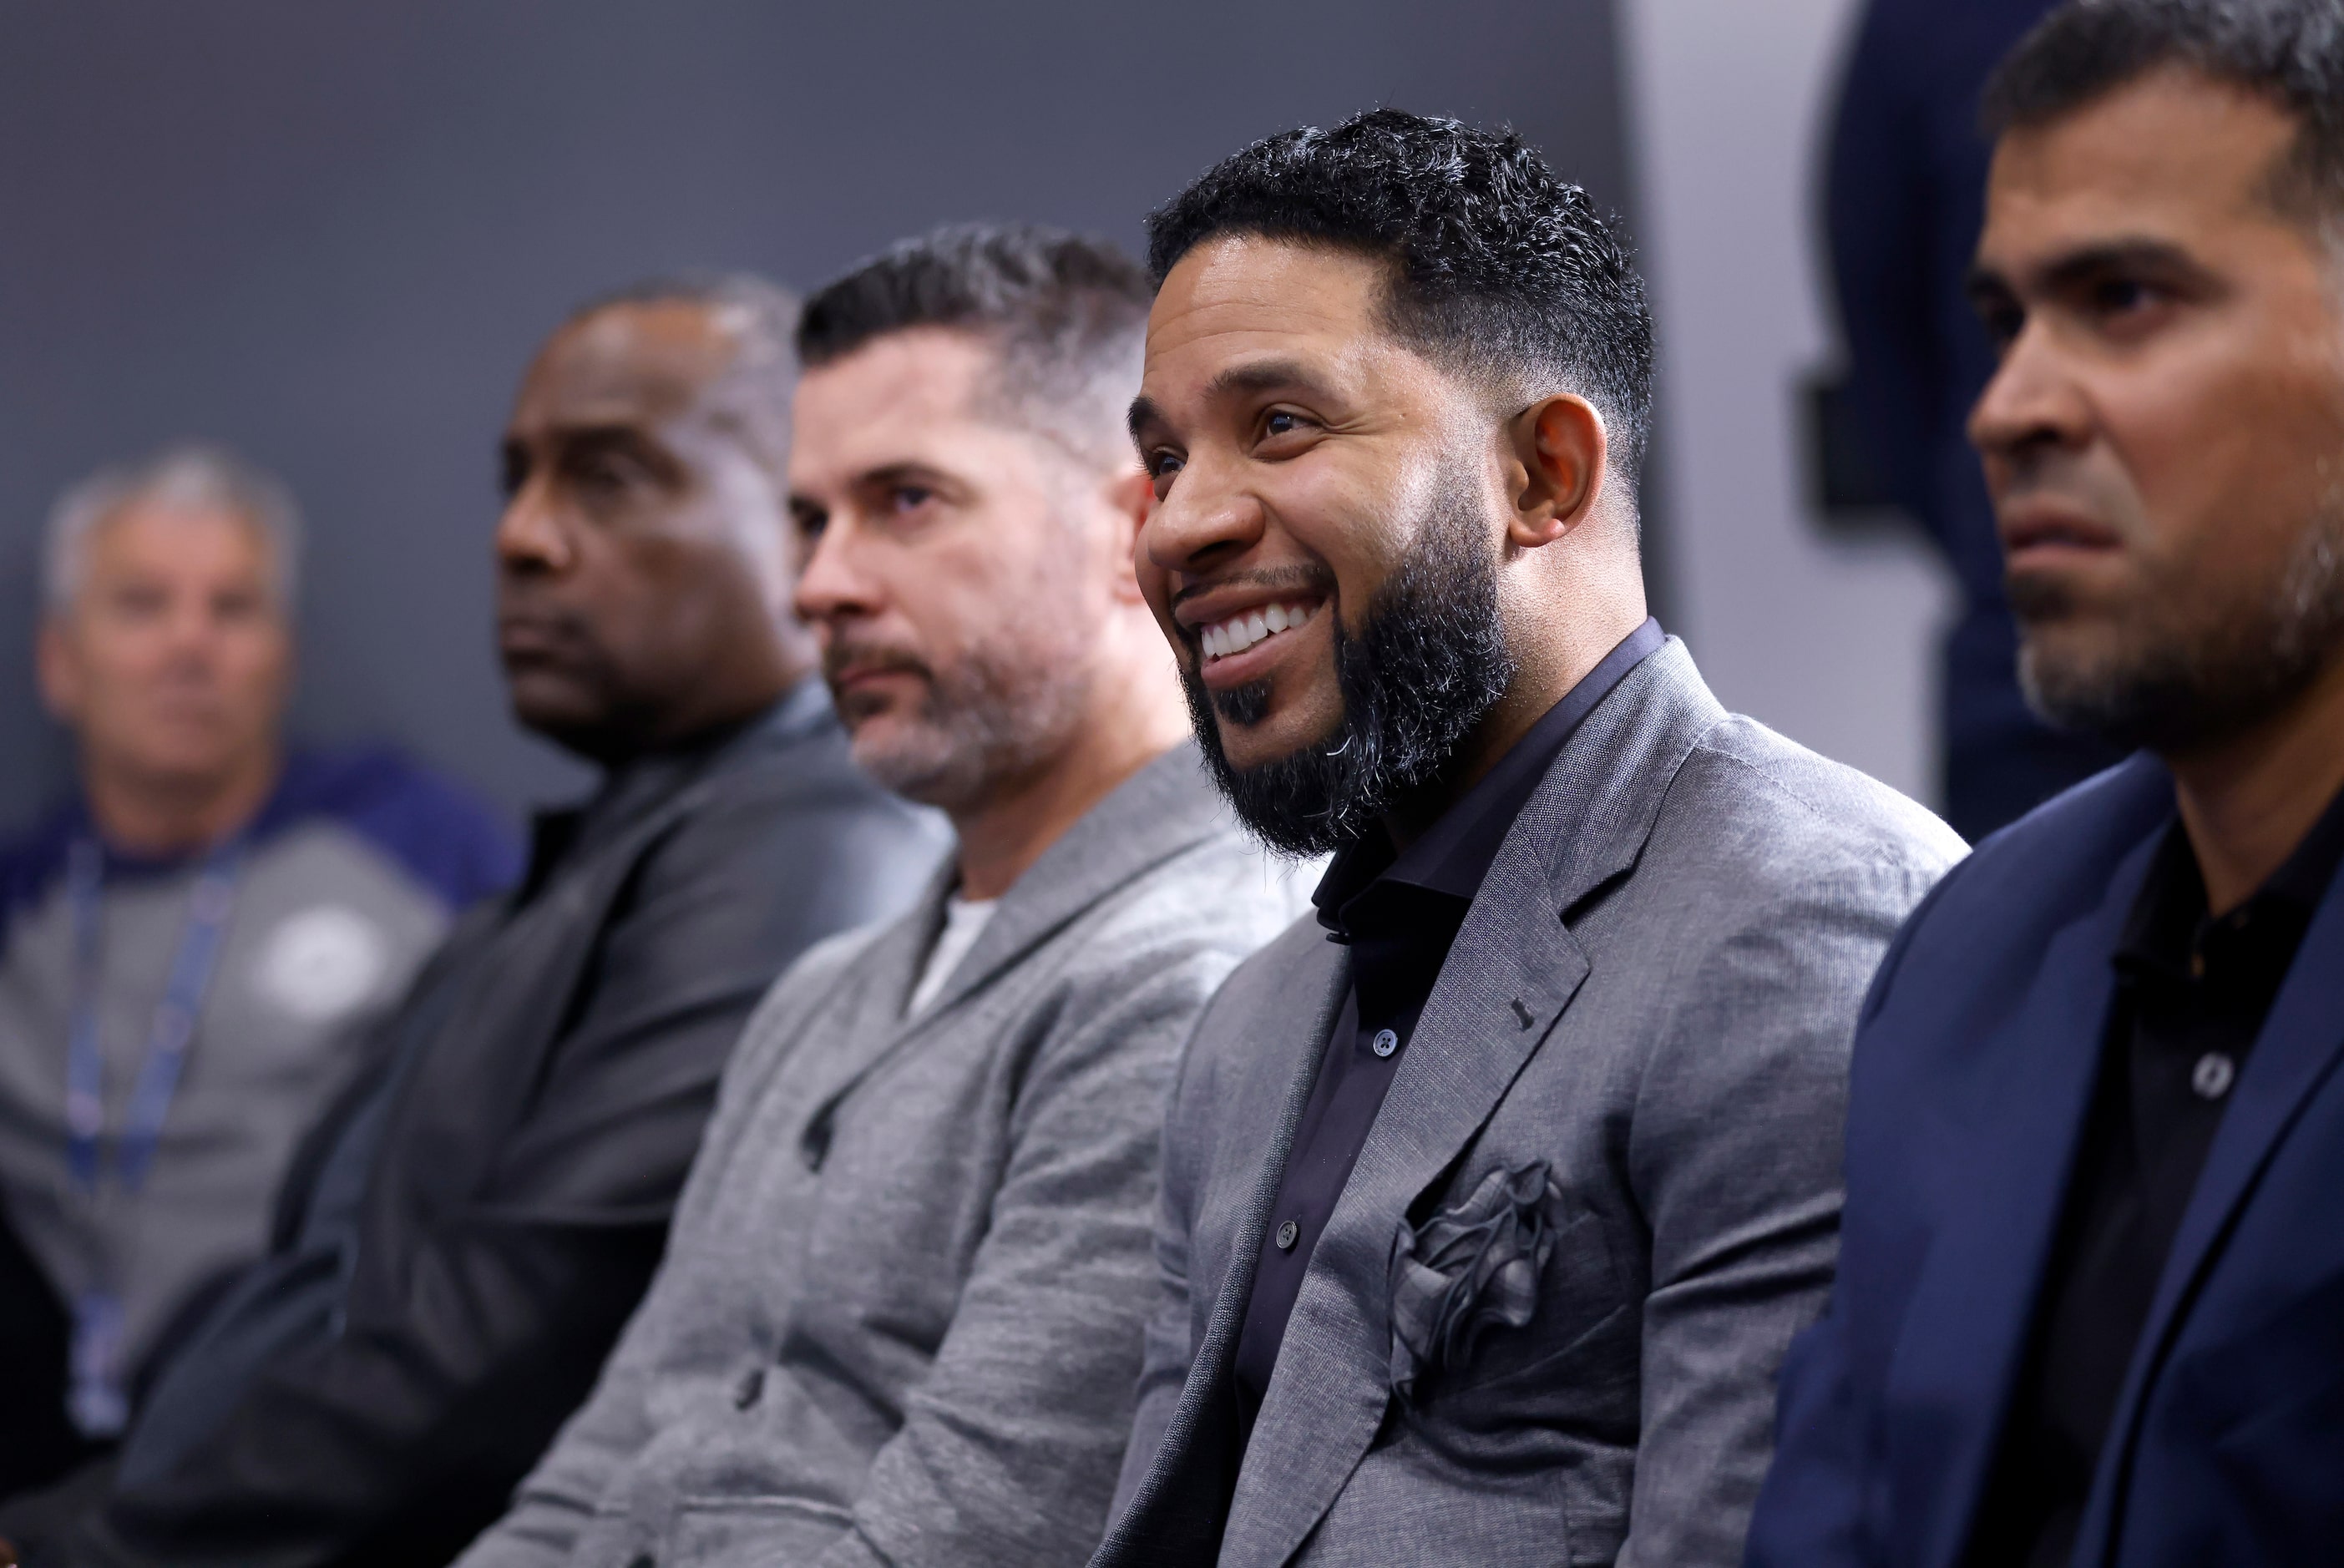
[1106,467,1153,604]
[1507,394,1609,551]
[35,615,81,723]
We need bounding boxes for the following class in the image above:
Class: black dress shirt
[1230,618,1665,1435]
[1967,780,2344,1568]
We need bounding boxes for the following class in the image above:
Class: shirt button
[1275,1219,1300,1252]
[733,1368,765,1410]
[2191,1051,2237,1100]
[1370,1029,1400,1059]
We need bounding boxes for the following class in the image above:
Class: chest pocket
[1385,1161,1630,1419]
[665,1495,853,1568]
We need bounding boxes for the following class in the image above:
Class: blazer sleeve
[811,949,1229,1568]
[1615,850,1935,1568]
[1110,994,1218,1519]
[28,781,935,1568]
[1740,855,1966,1568]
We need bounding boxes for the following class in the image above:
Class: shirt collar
[2260,775,2344,913]
[519,680,824,901]
[2117,775,2344,975]
[1314,618,1666,933]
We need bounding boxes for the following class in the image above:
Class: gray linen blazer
[456,744,1311,1568]
[1095,642,1965,1568]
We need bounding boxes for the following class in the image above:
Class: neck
[948,653,1191,903]
[2166,652,2344,916]
[84,748,280,857]
[1382,584,1648,848]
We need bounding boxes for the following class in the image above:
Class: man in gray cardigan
[456,225,1308,1568]
[1097,112,1966,1566]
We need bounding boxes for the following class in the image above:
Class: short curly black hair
[1147,109,1655,482]
[1985,0,2344,230]
[797,222,1152,458]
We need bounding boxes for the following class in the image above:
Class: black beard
[2017,511,2344,754]
[1182,485,1516,857]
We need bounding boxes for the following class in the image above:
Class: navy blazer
[1747,755,2344,1567]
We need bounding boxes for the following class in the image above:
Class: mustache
[498,600,595,645]
[822,635,933,685]
[1168,564,1338,621]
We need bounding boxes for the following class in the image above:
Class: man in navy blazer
[1748,4,2344,1565]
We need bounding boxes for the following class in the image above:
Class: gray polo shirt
[0,749,517,1417]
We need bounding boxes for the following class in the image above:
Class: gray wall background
[0,0,1638,827]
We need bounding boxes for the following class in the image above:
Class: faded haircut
[1985,0,2344,235]
[794,222,1152,463]
[1146,108,1655,488]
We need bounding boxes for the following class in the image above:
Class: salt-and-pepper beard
[1182,474,1516,857]
[2017,499,2344,755]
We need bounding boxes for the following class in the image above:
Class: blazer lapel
[2072,873,2344,1565]
[797,743,1231,1153]
[741,877,945,1156]
[1223,640,1722,1565]
[930,742,1229,1014]
[1881,838,2154,1568]
[1106,949,1351,1567]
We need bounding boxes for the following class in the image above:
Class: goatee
[1183,480,1515,857]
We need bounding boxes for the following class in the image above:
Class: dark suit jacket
[0,681,948,1568]
[1748,756,2344,1566]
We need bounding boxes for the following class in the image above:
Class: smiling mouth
[1198,599,1324,664]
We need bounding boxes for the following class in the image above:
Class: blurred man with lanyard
[0,446,517,1492]
[0,277,946,1566]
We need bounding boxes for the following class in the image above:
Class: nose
[1141,453,1266,579]
[1968,320,2093,477]
[165,592,223,658]
[791,516,881,630]
[495,473,573,575]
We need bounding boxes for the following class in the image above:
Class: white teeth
[1197,601,1319,661]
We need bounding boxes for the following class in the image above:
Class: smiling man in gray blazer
[454,225,1307,1568]
[1097,111,1966,1568]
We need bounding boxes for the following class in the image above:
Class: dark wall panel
[0,0,1632,822]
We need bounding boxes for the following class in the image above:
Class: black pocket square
[1389,1161,1564,1401]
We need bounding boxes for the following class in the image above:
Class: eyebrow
[1966,236,2204,305]
[537,422,663,456]
[1126,357,1331,447]
[850,460,954,491]
[1126,395,1167,448]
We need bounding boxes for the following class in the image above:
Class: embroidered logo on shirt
[249,905,390,1023]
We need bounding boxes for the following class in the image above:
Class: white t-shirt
[906,895,999,1017]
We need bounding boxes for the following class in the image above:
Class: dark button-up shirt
[1230,618,1665,1434]
[1968,778,2344,1568]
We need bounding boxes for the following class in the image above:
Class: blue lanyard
[63,835,245,1195]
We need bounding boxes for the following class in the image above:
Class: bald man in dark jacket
[0,278,947,1568]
